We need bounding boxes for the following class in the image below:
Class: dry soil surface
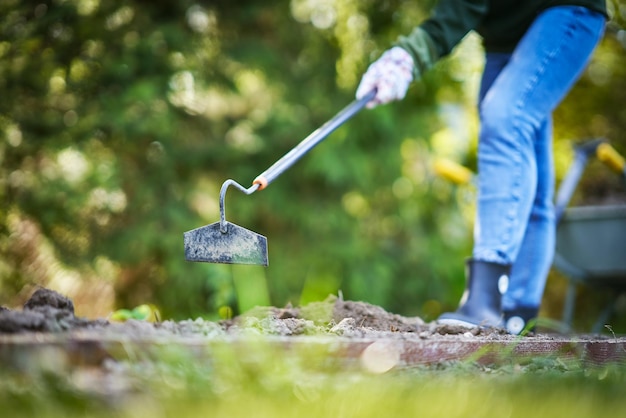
[3,288,626,373]
[0,288,515,340]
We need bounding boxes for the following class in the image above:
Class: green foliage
[1,0,625,330]
[110,303,160,322]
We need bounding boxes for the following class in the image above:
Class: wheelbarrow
[434,138,626,332]
[552,139,626,332]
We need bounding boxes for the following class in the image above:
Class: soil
[3,288,626,372]
[0,288,509,340]
[0,288,109,334]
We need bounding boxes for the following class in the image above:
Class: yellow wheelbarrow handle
[596,142,626,174]
[433,158,474,185]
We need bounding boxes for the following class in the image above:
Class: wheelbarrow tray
[555,204,626,288]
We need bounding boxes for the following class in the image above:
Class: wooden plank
[1,333,626,370]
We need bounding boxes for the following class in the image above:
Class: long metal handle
[252,89,376,190]
[217,90,375,230]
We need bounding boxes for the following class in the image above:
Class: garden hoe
[184,90,376,266]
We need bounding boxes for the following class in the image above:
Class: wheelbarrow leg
[562,280,577,328]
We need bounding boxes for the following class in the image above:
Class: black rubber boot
[503,307,539,335]
[438,259,511,328]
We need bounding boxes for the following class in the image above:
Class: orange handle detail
[253,176,268,191]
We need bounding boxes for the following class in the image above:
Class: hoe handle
[252,89,376,191]
[218,90,375,232]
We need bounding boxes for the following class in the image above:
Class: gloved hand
[356,46,415,109]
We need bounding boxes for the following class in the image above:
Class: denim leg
[503,119,555,311]
[473,7,605,308]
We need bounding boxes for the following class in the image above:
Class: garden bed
[3,288,626,418]
[2,288,625,372]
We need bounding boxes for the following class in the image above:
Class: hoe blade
[184,221,268,266]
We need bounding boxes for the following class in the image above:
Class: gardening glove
[356,46,415,109]
[357,27,440,109]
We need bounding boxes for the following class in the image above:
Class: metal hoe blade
[184,180,268,266]
[184,221,268,266]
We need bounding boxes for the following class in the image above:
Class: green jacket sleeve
[395,0,489,80]
[395,27,440,81]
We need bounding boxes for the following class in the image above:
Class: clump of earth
[0,287,512,339]
[0,288,108,333]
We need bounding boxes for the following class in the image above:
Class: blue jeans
[473,6,605,312]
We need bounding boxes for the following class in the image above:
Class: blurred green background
[1,0,625,331]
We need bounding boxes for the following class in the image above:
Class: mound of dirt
[0,288,509,339]
[0,288,108,333]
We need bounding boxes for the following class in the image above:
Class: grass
[2,338,626,418]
